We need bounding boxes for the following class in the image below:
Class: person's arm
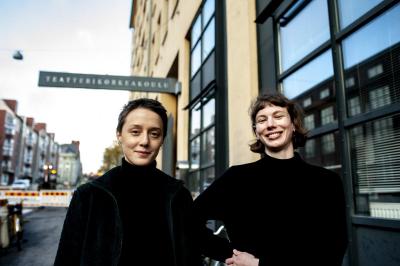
[325,172,348,265]
[54,188,87,266]
[193,168,234,262]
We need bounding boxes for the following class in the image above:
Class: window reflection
[191,103,201,137]
[202,18,215,60]
[191,15,201,48]
[344,4,400,118]
[202,97,215,128]
[282,49,333,99]
[338,0,383,29]
[350,114,400,219]
[202,0,215,27]
[342,3,400,69]
[279,0,329,71]
[201,127,215,166]
[190,137,200,170]
[298,132,341,174]
[191,43,201,77]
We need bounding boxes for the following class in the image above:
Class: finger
[233,249,242,255]
[225,257,235,264]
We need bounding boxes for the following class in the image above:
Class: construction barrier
[0,190,73,208]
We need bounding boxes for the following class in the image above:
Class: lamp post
[13,50,23,60]
[42,164,52,189]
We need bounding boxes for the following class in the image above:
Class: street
[0,207,67,266]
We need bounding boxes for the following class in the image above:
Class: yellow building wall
[226,0,260,165]
[130,0,202,169]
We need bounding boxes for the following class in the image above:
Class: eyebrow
[127,124,162,131]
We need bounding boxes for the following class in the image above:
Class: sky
[0,0,133,174]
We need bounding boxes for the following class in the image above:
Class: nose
[139,133,149,146]
[266,116,276,128]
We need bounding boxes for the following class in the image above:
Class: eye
[256,117,267,124]
[131,130,140,136]
[150,131,161,138]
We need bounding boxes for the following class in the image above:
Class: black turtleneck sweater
[113,159,172,266]
[193,153,348,266]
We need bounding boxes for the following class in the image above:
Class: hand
[225,249,259,266]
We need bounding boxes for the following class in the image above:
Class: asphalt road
[0,207,67,266]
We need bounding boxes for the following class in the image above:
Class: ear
[116,132,122,143]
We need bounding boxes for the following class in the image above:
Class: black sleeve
[326,172,348,265]
[193,168,234,262]
[54,188,87,266]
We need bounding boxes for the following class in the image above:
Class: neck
[265,146,294,159]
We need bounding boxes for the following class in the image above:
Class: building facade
[0,100,22,185]
[57,141,82,188]
[130,0,400,265]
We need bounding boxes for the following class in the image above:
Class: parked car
[11,180,31,190]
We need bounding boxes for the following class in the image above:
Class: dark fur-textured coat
[54,163,201,266]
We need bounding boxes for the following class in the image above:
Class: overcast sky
[0,0,133,174]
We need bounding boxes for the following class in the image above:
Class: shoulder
[301,161,342,185]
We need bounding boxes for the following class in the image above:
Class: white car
[11,180,31,190]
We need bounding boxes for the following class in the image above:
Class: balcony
[1,161,13,172]
[2,148,13,157]
[5,126,16,136]
[26,137,35,147]
[24,156,33,165]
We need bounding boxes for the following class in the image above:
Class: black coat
[194,153,348,266]
[54,163,201,266]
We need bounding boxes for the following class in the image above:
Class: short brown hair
[249,92,308,153]
[116,98,168,139]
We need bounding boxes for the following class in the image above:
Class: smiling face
[117,108,164,166]
[254,103,295,158]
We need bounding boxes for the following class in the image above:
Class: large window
[341,2,400,219]
[188,92,215,195]
[190,0,215,100]
[188,0,216,196]
[278,1,339,171]
[276,0,400,220]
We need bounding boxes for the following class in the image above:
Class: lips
[135,150,151,156]
[266,132,282,139]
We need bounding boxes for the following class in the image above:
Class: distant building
[0,99,22,185]
[16,117,38,182]
[58,141,82,188]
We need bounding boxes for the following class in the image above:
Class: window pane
[201,166,215,191]
[191,15,201,48]
[338,0,383,29]
[202,0,215,28]
[202,97,215,128]
[343,4,400,117]
[282,49,333,99]
[304,114,315,130]
[342,3,400,69]
[191,103,201,137]
[279,0,330,71]
[350,114,400,219]
[191,42,201,77]
[321,106,335,125]
[202,18,215,61]
[201,127,215,166]
[188,171,201,197]
[298,132,341,175]
[190,137,200,170]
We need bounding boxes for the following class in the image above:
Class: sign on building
[38,71,180,95]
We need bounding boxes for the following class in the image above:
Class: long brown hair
[249,93,308,153]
